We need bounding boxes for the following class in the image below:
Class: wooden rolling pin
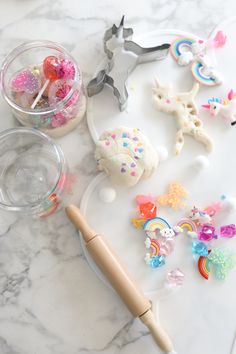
[65,204,176,353]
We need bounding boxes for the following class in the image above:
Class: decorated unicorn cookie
[153,78,214,155]
[202,89,236,126]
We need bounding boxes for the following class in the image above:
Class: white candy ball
[156,146,168,161]
[99,187,116,203]
[194,155,209,170]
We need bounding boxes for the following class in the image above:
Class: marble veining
[0,1,235,353]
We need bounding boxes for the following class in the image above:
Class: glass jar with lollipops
[1,41,86,138]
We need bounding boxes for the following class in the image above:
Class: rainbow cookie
[198,255,211,280]
[177,218,198,237]
[171,37,195,62]
[191,62,218,87]
[143,217,171,233]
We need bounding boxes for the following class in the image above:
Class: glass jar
[1,41,86,138]
[0,127,69,217]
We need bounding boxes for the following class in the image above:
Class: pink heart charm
[11,69,41,95]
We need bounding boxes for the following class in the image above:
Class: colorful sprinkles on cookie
[95,126,159,187]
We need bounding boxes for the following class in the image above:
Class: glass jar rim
[0,127,65,213]
[0,40,82,116]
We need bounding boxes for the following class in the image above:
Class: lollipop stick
[31,79,49,109]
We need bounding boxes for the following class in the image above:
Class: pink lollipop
[11,69,41,95]
[48,79,73,105]
[31,56,75,109]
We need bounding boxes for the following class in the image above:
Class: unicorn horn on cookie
[202,89,236,126]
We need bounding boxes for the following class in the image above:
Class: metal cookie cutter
[87,16,170,111]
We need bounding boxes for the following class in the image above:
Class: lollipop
[31,56,75,109]
[11,69,41,95]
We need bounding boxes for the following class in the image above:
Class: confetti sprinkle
[156,182,188,210]
[146,254,166,268]
[166,268,185,286]
[192,241,208,257]
[220,224,236,238]
[198,224,217,241]
[139,202,157,220]
[131,218,145,229]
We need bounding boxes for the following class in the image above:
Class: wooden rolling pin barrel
[65,204,176,354]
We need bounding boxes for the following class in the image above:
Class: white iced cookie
[95,126,159,187]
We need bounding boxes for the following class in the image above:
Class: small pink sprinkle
[134,148,138,152]
[166,99,171,104]
[199,39,204,44]
[131,171,136,177]
[105,141,110,145]
[111,134,116,139]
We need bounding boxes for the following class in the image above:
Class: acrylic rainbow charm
[171,37,195,61]
[148,238,161,257]
[198,254,211,280]
[191,61,217,87]
[170,32,225,86]
[143,217,171,232]
[177,218,198,237]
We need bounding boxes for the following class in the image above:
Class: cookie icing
[95,126,159,187]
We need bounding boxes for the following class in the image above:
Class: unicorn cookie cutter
[202,89,236,126]
[87,16,170,111]
[171,31,226,86]
[153,78,214,155]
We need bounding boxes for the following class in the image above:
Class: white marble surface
[0,1,236,354]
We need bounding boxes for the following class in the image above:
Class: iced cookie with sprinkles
[95,126,160,187]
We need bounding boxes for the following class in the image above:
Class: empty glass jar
[0,128,69,217]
